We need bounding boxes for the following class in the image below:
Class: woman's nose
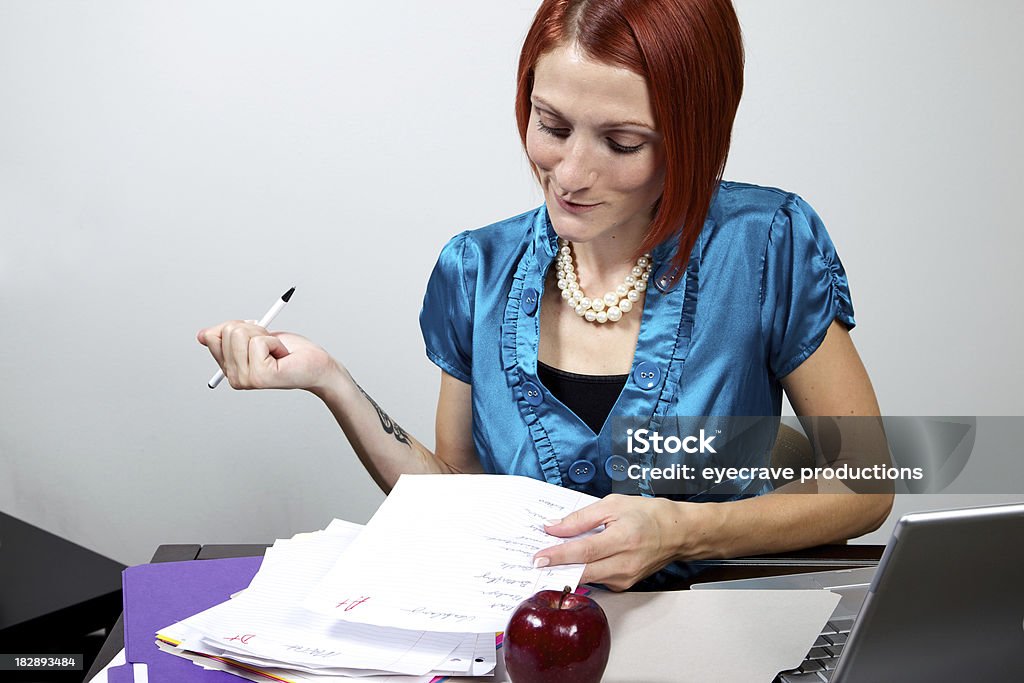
[553,138,598,195]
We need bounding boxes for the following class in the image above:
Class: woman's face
[526,42,665,248]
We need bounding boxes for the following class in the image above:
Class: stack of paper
[156,475,599,682]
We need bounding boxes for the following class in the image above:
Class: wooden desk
[83,542,882,681]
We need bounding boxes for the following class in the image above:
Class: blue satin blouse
[419,181,855,503]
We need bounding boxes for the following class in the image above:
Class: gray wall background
[1,0,1021,566]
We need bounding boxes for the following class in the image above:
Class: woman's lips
[554,193,600,215]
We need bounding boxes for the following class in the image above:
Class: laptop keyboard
[776,616,854,682]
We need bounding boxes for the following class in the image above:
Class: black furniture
[0,512,126,683]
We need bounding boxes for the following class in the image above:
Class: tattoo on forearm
[357,384,411,447]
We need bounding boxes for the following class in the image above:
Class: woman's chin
[548,214,598,244]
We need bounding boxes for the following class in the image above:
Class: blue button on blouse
[632,362,662,391]
[605,455,630,482]
[568,459,596,484]
[419,181,855,502]
[521,381,544,407]
[522,287,539,316]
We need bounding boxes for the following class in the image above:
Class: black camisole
[536,360,628,435]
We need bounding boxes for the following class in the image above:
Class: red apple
[504,586,611,683]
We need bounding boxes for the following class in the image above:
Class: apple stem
[558,585,571,609]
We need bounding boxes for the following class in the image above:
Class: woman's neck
[567,230,648,296]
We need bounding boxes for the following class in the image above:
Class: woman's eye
[537,120,570,139]
[536,117,645,154]
[608,138,645,155]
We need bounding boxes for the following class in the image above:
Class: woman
[198,0,892,591]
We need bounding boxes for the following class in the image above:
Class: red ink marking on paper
[335,596,370,611]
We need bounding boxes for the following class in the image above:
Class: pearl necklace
[555,238,652,324]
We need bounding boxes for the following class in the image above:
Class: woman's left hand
[534,494,713,591]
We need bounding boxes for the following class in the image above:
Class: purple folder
[107,556,264,683]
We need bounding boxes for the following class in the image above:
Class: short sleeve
[419,231,475,383]
[760,194,856,379]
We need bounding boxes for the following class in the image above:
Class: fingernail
[544,518,562,527]
[533,557,550,569]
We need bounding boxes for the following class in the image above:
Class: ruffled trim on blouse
[651,232,703,421]
[499,208,563,486]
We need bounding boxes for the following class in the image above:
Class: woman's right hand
[197,321,343,393]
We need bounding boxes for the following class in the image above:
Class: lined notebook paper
[302,474,599,632]
[158,520,473,676]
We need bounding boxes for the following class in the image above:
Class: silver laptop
[691,502,1024,682]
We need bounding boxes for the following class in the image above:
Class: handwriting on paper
[335,596,370,611]
[399,606,477,624]
[301,474,600,632]
[283,645,346,659]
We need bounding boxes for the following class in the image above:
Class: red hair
[516,0,744,266]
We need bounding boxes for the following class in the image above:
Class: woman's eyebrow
[532,96,656,131]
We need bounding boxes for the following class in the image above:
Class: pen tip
[282,287,295,302]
